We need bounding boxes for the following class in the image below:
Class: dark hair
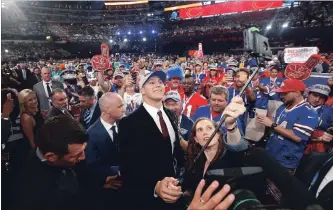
[36,116,88,157]
[185,74,194,79]
[185,117,224,172]
[78,86,95,98]
[236,68,250,78]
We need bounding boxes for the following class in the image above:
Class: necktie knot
[111,125,117,134]
[157,110,163,118]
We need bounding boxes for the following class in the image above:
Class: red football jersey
[183,92,208,118]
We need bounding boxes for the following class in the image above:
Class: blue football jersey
[266,101,319,168]
[261,77,284,101]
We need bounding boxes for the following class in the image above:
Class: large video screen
[179,1,283,19]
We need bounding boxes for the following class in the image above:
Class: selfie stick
[178,65,260,185]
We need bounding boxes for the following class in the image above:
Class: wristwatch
[271,122,278,129]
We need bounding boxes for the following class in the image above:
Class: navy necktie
[111,125,119,149]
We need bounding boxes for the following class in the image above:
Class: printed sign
[284,47,319,63]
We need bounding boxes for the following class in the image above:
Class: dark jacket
[85,118,120,181]
[119,104,183,209]
[295,152,333,210]
[14,150,103,210]
[1,119,11,144]
[47,106,73,120]
[79,102,101,130]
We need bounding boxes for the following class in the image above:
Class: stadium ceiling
[104,0,148,6]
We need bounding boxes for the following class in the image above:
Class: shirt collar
[143,102,163,119]
[43,80,51,85]
[100,118,115,131]
[89,100,98,112]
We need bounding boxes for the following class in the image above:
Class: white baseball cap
[163,91,181,102]
[139,71,167,89]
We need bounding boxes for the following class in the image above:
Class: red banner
[179,1,283,19]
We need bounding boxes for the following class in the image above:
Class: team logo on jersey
[180,128,188,135]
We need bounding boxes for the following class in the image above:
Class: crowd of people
[1,42,70,61]
[1,53,333,210]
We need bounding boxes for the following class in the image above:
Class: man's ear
[140,87,145,95]
[44,152,59,163]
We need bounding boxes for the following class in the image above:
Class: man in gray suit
[33,67,63,112]
[47,88,73,119]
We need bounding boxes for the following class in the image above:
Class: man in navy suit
[79,86,101,130]
[85,92,125,209]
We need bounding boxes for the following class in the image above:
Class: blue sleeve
[223,133,248,152]
[292,110,319,142]
[191,109,200,122]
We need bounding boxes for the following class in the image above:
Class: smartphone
[227,70,234,77]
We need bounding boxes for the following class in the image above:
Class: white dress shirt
[143,102,176,153]
[22,69,27,80]
[100,118,118,142]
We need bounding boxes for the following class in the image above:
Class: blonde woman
[18,89,44,149]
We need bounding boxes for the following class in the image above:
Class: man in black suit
[119,71,183,209]
[47,88,73,119]
[85,92,125,209]
[79,86,101,130]
[14,116,102,210]
[15,63,36,90]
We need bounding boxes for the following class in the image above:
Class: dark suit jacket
[1,119,11,144]
[15,68,36,90]
[85,118,120,182]
[119,104,183,209]
[295,152,333,210]
[33,80,64,111]
[46,106,73,119]
[79,102,101,130]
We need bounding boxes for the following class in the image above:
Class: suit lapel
[164,107,180,142]
[96,119,115,151]
[139,105,163,137]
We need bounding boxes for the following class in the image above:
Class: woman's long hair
[17,89,36,114]
[185,117,224,173]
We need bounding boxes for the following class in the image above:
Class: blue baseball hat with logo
[163,91,181,102]
[309,84,331,97]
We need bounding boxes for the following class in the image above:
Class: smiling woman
[18,89,44,149]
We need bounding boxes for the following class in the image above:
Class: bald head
[99,92,125,121]
[41,67,51,82]
[99,92,119,111]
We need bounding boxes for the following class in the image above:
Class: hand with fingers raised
[188,180,235,210]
